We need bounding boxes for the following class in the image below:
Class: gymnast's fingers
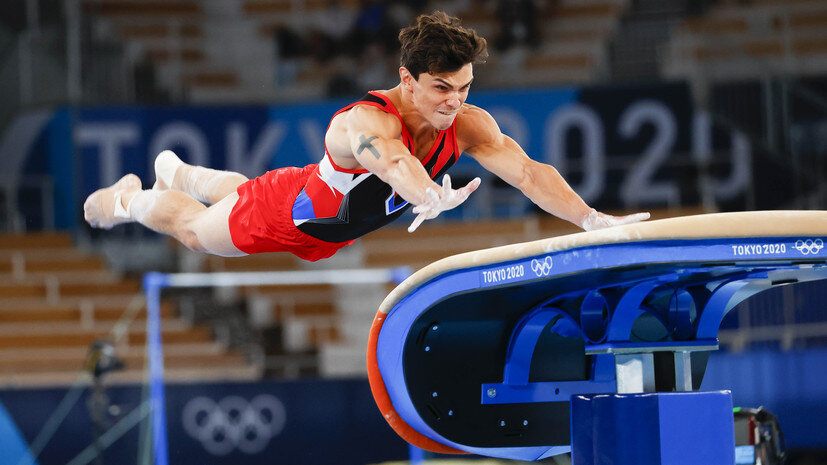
[408,210,429,233]
[426,187,440,204]
[460,177,481,197]
[614,212,651,225]
[442,173,452,193]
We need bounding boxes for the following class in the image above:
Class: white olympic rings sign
[531,256,553,277]
[182,395,286,456]
[794,239,823,255]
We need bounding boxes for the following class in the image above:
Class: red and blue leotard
[292,91,462,243]
[228,91,461,260]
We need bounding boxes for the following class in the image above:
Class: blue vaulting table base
[571,391,735,465]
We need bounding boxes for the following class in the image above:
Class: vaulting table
[367,211,827,464]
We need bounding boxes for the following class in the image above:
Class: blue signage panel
[0,379,407,465]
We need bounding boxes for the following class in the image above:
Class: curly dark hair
[398,11,488,80]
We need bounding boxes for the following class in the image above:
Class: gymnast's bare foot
[83,174,142,229]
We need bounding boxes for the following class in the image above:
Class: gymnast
[83,11,649,262]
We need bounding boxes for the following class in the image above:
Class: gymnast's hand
[580,208,651,232]
[408,174,481,233]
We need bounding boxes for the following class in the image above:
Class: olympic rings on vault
[794,238,823,255]
[531,256,554,277]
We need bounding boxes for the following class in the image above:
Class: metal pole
[780,78,801,207]
[66,0,82,102]
[66,401,152,465]
[170,20,183,102]
[408,444,425,465]
[18,0,40,105]
[143,273,169,465]
[19,33,32,105]
[763,77,775,153]
[25,0,39,34]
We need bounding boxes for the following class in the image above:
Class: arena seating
[82,0,827,101]
[81,0,631,103]
[664,0,827,80]
[188,249,340,376]
[360,217,546,269]
[504,0,630,86]
[0,231,257,386]
[203,252,338,341]
[84,0,276,102]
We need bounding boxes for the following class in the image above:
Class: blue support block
[571,391,735,465]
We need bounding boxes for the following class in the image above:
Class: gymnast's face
[404,63,473,131]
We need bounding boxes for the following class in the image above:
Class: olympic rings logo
[794,239,823,255]
[182,395,286,456]
[531,256,553,277]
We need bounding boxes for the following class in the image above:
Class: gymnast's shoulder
[455,104,502,150]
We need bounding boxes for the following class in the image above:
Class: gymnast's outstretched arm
[458,105,649,230]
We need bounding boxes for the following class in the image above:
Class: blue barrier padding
[571,391,734,465]
[0,401,38,465]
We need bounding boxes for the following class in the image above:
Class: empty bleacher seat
[0,231,259,386]
[665,0,827,80]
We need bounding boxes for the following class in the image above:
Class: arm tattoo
[358,135,382,160]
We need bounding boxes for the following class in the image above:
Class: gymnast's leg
[83,175,247,257]
[153,150,249,205]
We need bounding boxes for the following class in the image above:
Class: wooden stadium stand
[205,251,334,311]
[246,0,360,34]
[169,245,345,375]
[359,217,544,269]
[248,284,336,317]
[665,0,827,79]
[205,251,300,272]
[245,0,359,18]
[83,0,270,102]
[481,0,630,87]
[83,0,205,63]
[0,231,260,386]
[0,298,175,324]
[252,286,342,368]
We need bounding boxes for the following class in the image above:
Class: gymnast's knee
[178,229,208,253]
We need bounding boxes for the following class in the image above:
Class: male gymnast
[84,11,649,261]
